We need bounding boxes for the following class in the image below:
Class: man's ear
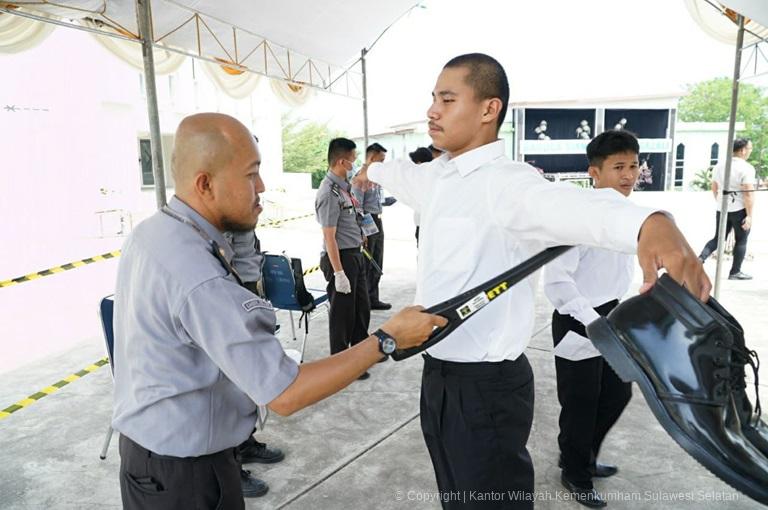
[481,98,502,126]
[587,165,600,183]
[193,171,214,199]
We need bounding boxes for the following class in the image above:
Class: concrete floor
[1,195,767,509]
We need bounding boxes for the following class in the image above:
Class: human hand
[334,271,351,293]
[380,306,449,350]
[637,213,711,301]
[742,215,752,231]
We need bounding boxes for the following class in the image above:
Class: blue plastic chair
[98,295,115,460]
[262,253,329,362]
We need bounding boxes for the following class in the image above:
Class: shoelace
[724,343,762,426]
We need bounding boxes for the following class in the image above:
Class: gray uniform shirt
[223,229,263,283]
[352,183,382,215]
[112,196,298,457]
[315,171,363,252]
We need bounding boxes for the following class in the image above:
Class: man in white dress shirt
[355,54,709,509]
[543,130,642,508]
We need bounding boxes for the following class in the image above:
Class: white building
[673,121,746,190]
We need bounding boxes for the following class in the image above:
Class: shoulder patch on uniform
[242,297,273,312]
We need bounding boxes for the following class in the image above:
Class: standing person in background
[224,228,286,498]
[408,147,435,243]
[353,143,391,310]
[698,137,756,280]
[315,138,373,379]
[543,130,641,508]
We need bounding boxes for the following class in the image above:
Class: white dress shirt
[711,158,756,213]
[543,245,635,361]
[368,139,658,363]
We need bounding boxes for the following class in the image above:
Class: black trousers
[421,354,535,509]
[366,214,384,303]
[320,248,371,355]
[119,434,244,510]
[552,300,632,488]
[699,209,750,275]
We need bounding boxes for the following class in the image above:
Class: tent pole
[361,47,369,152]
[714,13,745,299]
[136,0,167,209]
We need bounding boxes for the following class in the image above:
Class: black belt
[121,435,237,463]
[422,353,528,377]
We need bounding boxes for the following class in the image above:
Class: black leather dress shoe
[587,274,768,505]
[706,297,767,456]
[238,436,285,464]
[557,457,618,478]
[370,301,392,310]
[240,469,268,498]
[592,463,618,478]
[560,474,607,508]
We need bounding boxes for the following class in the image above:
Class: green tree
[281,115,339,188]
[678,77,768,180]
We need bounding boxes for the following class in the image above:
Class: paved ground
[0,190,766,509]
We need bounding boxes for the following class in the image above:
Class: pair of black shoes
[238,437,285,498]
[558,458,616,508]
[587,274,768,505]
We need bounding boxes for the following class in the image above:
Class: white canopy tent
[0,0,419,206]
[686,0,768,297]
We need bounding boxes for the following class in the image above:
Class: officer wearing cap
[352,143,391,311]
[315,137,372,378]
[113,113,446,510]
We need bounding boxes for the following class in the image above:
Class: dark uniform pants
[366,214,384,303]
[119,434,244,510]
[320,248,371,355]
[420,354,535,509]
[699,209,750,275]
[552,299,632,487]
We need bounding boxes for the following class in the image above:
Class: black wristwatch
[373,328,397,356]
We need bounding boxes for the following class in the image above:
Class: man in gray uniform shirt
[316,137,373,378]
[112,113,446,510]
[353,143,391,311]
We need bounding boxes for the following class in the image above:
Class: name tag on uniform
[360,213,380,236]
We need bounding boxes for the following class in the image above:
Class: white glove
[334,270,351,294]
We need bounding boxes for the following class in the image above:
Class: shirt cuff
[574,307,601,328]
[614,207,668,252]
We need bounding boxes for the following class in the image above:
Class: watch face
[383,337,397,354]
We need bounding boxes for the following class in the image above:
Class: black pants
[366,214,384,303]
[699,209,750,275]
[119,434,244,510]
[420,354,535,509]
[552,300,632,488]
[320,248,370,355]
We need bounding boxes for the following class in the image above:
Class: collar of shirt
[326,170,349,190]
[167,195,235,263]
[447,139,506,177]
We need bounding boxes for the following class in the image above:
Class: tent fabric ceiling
[5,0,418,97]
[685,0,768,45]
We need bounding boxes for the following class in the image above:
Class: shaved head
[172,113,250,193]
[171,112,265,231]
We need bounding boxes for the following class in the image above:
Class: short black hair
[586,130,640,167]
[409,147,433,164]
[733,138,751,152]
[366,142,387,156]
[328,137,356,166]
[443,53,509,132]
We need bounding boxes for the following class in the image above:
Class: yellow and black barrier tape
[261,213,314,228]
[1,213,315,289]
[303,265,320,276]
[0,357,109,422]
[0,251,122,289]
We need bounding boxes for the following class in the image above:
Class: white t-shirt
[712,158,756,212]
